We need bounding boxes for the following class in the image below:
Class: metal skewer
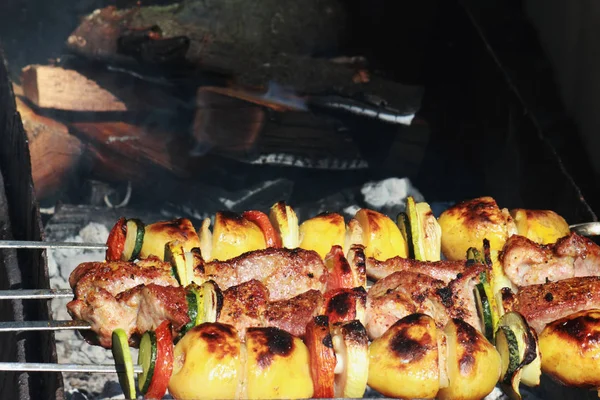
[0,320,91,332]
[0,362,143,373]
[0,240,107,250]
[0,289,74,300]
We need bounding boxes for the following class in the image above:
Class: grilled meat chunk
[219,279,269,338]
[366,264,484,340]
[500,233,600,287]
[196,247,327,300]
[506,276,600,333]
[366,256,467,283]
[67,284,188,348]
[264,289,323,337]
[69,258,179,301]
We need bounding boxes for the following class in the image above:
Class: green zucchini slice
[122,219,145,261]
[495,325,522,399]
[474,282,494,342]
[165,241,188,285]
[137,330,157,394]
[396,212,414,259]
[111,329,136,400]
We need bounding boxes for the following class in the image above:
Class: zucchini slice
[406,197,442,261]
[165,241,188,286]
[180,288,199,336]
[396,212,414,259]
[122,219,145,261]
[111,328,136,400]
[498,312,541,387]
[138,330,157,394]
[495,325,522,399]
[466,247,484,265]
[474,283,494,342]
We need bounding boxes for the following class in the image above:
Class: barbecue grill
[0,0,598,399]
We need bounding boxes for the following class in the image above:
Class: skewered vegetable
[299,212,346,259]
[405,196,442,261]
[355,208,408,260]
[304,316,336,398]
[269,201,300,249]
[210,211,267,261]
[510,208,570,245]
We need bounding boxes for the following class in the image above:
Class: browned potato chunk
[245,327,314,399]
[140,218,201,260]
[368,313,440,399]
[438,318,501,400]
[169,323,241,400]
[355,208,408,261]
[211,211,266,261]
[510,208,570,245]
[438,197,515,261]
[539,309,600,388]
[299,212,346,259]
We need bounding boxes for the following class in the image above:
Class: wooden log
[14,95,84,199]
[20,64,181,112]
[64,4,424,118]
[70,120,191,183]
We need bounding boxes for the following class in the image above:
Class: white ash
[47,222,131,400]
[361,177,424,210]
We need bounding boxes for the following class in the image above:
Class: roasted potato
[510,208,570,245]
[438,197,516,261]
[539,309,600,388]
[140,218,201,260]
[210,211,267,261]
[368,313,440,399]
[438,318,501,400]
[299,212,346,259]
[355,208,408,261]
[169,323,241,400]
[245,327,314,399]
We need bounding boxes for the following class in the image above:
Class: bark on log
[14,96,84,199]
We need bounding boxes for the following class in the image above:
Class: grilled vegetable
[111,328,136,399]
[269,201,299,249]
[299,212,346,259]
[539,309,600,388]
[195,280,223,324]
[169,323,242,400]
[396,212,414,258]
[165,241,188,285]
[304,316,336,398]
[180,287,199,336]
[245,327,314,399]
[106,217,127,261]
[324,245,355,291]
[331,320,369,398]
[355,208,408,261]
[438,196,516,261]
[495,312,542,399]
[437,318,501,400]
[198,217,212,261]
[345,244,367,289]
[344,218,363,255]
[510,208,570,245]
[139,321,173,400]
[211,211,267,261]
[322,287,367,325]
[243,210,282,248]
[474,282,494,342]
[122,219,145,261]
[406,196,442,261]
[140,218,201,261]
[368,313,439,399]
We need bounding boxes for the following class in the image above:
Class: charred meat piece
[69,258,179,301]
[500,233,600,287]
[506,276,600,333]
[366,256,467,283]
[366,264,484,340]
[219,279,269,339]
[264,289,323,338]
[67,284,188,348]
[197,247,327,300]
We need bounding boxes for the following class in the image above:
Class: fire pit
[0,1,598,400]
